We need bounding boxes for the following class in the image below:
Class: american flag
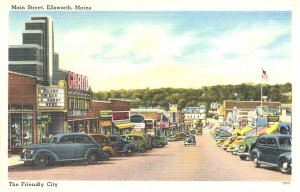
[262,69,269,81]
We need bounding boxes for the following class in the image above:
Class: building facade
[8,15,133,154]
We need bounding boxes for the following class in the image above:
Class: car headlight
[25,148,34,155]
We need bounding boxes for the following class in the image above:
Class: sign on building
[37,85,66,111]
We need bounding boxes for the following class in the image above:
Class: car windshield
[48,137,58,143]
[278,138,291,147]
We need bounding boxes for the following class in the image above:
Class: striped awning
[265,122,280,134]
[115,122,135,129]
[238,126,253,135]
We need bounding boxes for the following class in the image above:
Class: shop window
[22,113,33,145]
[9,113,33,147]
[23,105,33,110]
[11,104,22,110]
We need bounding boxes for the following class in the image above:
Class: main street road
[9,128,291,181]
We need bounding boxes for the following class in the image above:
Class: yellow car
[221,135,237,150]
[216,136,227,146]
[89,134,116,157]
[226,136,246,153]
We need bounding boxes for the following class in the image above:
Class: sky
[9,11,291,91]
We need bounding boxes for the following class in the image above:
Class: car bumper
[237,152,249,156]
[20,153,33,162]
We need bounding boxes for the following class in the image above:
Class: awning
[254,127,269,135]
[238,126,253,135]
[231,128,241,135]
[265,122,280,134]
[115,122,135,129]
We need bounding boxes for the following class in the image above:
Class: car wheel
[87,153,98,165]
[252,155,260,168]
[238,144,247,152]
[158,143,163,148]
[279,158,291,174]
[239,155,247,160]
[105,151,113,157]
[140,145,146,153]
[126,148,134,155]
[34,155,49,168]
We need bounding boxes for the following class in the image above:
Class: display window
[8,113,33,148]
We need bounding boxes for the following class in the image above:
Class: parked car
[121,134,149,153]
[226,136,246,153]
[151,135,167,148]
[108,134,138,155]
[168,132,186,141]
[89,134,116,157]
[221,136,237,150]
[249,134,291,174]
[236,135,259,160]
[20,133,109,167]
[160,135,168,145]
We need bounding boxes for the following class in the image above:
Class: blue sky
[9,11,291,91]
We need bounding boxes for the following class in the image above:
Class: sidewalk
[8,155,24,169]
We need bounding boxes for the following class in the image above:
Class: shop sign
[160,122,168,128]
[130,114,145,123]
[99,110,113,117]
[113,111,129,121]
[68,71,89,91]
[99,121,112,127]
[144,120,153,129]
[267,115,280,122]
[161,114,169,122]
[38,85,65,110]
[133,123,145,129]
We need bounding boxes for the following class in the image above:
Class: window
[60,136,75,144]
[266,138,277,147]
[258,137,266,146]
[109,136,117,142]
[278,138,291,147]
[76,136,92,143]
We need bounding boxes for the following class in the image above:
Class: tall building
[9,16,58,85]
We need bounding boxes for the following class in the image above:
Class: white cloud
[55,20,291,91]
[208,23,289,60]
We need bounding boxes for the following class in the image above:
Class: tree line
[91,83,292,110]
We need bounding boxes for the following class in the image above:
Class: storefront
[8,105,35,152]
[36,83,67,142]
[8,72,37,154]
[112,111,134,135]
[66,70,92,133]
[98,110,113,134]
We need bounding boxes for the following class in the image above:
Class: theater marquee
[37,85,66,111]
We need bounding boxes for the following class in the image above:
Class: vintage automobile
[213,131,232,141]
[236,135,259,160]
[184,134,196,146]
[221,135,237,150]
[89,134,116,157]
[151,135,167,148]
[108,134,138,155]
[121,134,150,153]
[226,136,246,153]
[216,136,227,146]
[20,133,109,167]
[167,132,187,141]
[249,134,291,174]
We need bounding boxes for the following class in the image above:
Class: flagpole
[261,68,263,108]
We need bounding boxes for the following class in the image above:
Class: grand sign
[37,85,65,110]
[68,71,89,91]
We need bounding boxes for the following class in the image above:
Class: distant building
[182,106,206,129]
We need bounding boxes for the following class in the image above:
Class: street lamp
[233,92,238,101]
